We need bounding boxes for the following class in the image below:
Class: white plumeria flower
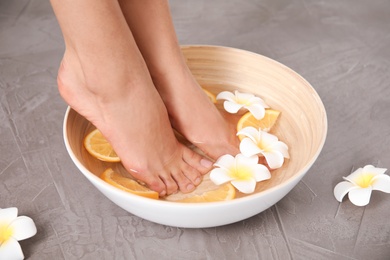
[216,90,269,119]
[237,127,289,169]
[210,154,271,194]
[334,165,390,206]
[0,207,37,260]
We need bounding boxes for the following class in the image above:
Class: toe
[128,169,167,197]
[148,179,167,197]
[171,167,197,193]
[182,145,213,175]
[182,163,202,186]
[159,172,179,195]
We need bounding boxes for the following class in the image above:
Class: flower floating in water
[237,127,289,169]
[216,90,269,120]
[0,207,37,260]
[210,154,271,194]
[334,165,390,206]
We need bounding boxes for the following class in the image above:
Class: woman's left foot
[152,65,240,160]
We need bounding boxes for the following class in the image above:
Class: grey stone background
[1,0,389,259]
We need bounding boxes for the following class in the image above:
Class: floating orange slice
[101,168,159,199]
[84,129,120,162]
[176,183,235,203]
[166,175,236,203]
[236,109,281,140]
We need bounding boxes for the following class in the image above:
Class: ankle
[149,56,189,86]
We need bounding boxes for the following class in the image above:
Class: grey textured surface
[1,0,389,259]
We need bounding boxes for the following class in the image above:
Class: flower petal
[269,141,290,159]
[239,138,262,157]
[363,165,387,176]
[247,96,269,108]
[0,208,18,225]
[344,167,363,184]
[260,131,279,143]
[9,216,37,241]
[251,164,271,182]
[0,237,24,260]
[348,187,372,206]
[210,168,233,185]
[235,90,255,102]
[216,91,235,102]
[223,101,243,114]
[263,151,284,169]
[231,179,257,194]
[213,154,235,170]
[346,165,388,185]
[235,153,259,166]
[246,104,266,120]
[372,174,390,193]
[334,181,358,202]
[237,127,259,143]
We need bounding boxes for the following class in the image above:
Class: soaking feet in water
[51,0,239,196]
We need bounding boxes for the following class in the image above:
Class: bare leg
[50,0,212,196]
[119,0,240,159]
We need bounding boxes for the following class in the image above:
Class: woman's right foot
[57,50,212,196]
[50,0,213,196]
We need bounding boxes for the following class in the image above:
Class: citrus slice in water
[101,168,159,199]
[166,175,236,203]
[237,109,281,140]
[176,183,235,203]
[84,129,120,162]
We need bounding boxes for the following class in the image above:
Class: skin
[118,0,239,159]
[50,0,239,196]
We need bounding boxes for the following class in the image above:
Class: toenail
[194,177,201,185]
[187,184,195,191]
[159,190,166,197]
[200,158,213,168]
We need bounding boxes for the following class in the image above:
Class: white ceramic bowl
[63,45,327,228]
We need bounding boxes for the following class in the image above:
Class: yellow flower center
[229,166,253,181]
[355,173,375,188]
[236,97,251,105]
[257,139,270,152]
[0,223,13,245]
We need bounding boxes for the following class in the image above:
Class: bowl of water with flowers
[63,45,327,228]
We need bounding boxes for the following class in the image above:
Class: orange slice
[237,109,281,139]
[101,168,159,199]
[166,175,236,203]
[202,88,217,103]
[176,183,235,203]
[84,129,120,162]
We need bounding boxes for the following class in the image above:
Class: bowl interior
[64,45,327,200]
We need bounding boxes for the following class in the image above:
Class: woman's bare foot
[49,0,214,196]
[119,0,240,160]
[153,66,240,160]
[57,51,212,196]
